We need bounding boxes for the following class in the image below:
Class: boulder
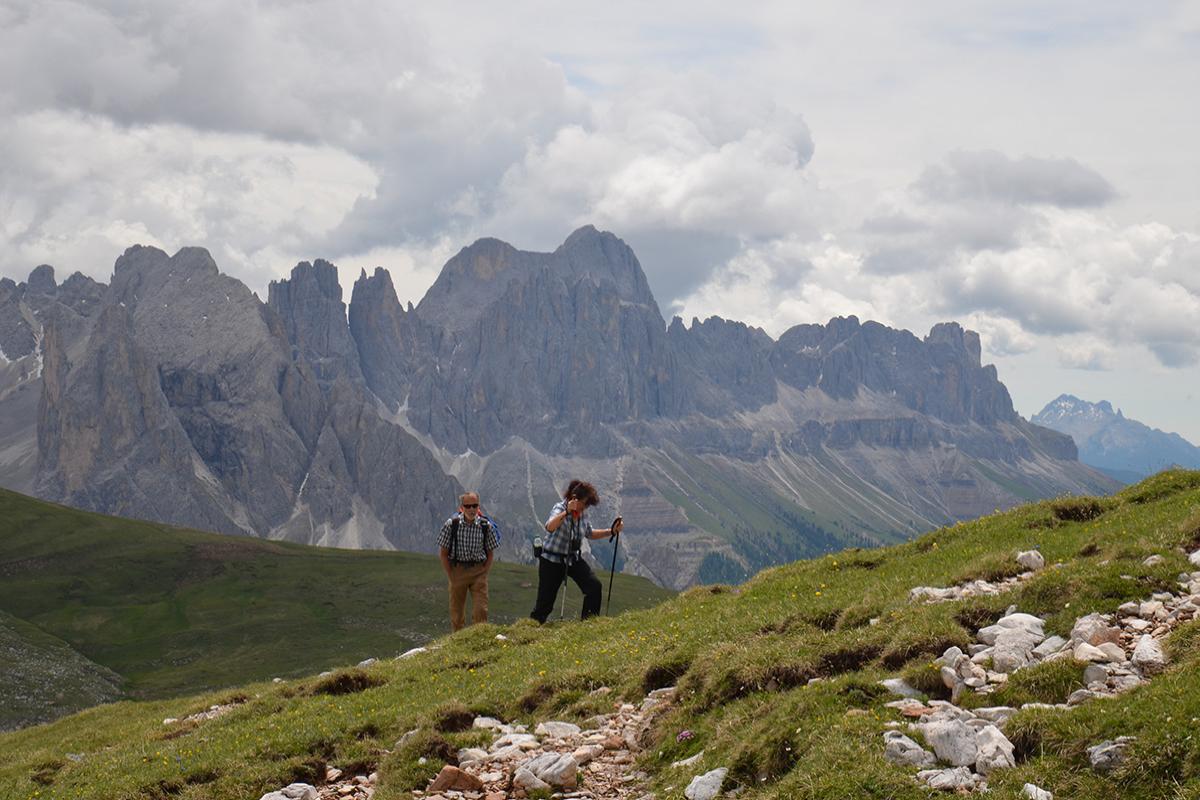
[916,766,982,791]
[975,706,1017,726]
[1131,635,1168,675]
[919,718,978,766]
[883,731,936,768]
[975,724,1016,775]
[1032,635,1068,659]
[1023,783,1053,800]
[685,768,728,800]
[513,766,550,791]
[879,678,921,698]
[1016,550,1045,570]
[457,747,488,764]
[259,784,318,800]
[1072,642,1110,662]
[428,765,484,793]
[1070,613,1120,646]
[1088,737,1135,773]
[535,720,582,739]
[992,626,1045,673]
[519,752,578,789]
[472,716,505,730]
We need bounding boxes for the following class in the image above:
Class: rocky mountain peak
[926,321,982,366]
[26,265,57,295]
[268,259,362,385]
[554,225,657,309]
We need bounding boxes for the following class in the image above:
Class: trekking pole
[605,516,622,615]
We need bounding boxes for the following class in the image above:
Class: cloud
[0,110,375,289]
[915,150,1116,209]
[1058,339,1116,371]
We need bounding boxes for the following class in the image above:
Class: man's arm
[439,546,452,575]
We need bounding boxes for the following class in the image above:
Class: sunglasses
[462,503,479,509]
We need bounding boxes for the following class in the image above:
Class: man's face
[461,495,480,521]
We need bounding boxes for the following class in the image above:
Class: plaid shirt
[436,514,498,563]
[541,499,591,564]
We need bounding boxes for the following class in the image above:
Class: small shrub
[310,669,384,697]
[1051,496,1110,523]
[30,759,65,786]
[835,604,879,631]
[1077,540,1101,557]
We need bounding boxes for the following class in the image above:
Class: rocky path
[262,687,674,800]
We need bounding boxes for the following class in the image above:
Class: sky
[1,1,1197,440]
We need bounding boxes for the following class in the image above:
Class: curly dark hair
[562,479,599,507]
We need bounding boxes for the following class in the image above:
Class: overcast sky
[2,1,1197,440]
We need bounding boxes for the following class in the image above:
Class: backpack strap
[449,517,460,563]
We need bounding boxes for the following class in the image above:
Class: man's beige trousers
[448,562,489,631]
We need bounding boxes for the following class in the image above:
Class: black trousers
[530,556,602,623]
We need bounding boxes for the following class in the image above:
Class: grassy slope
[0,489,670,707]
[3,472,1200,800]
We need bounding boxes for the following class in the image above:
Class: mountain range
[0,226,1115,588]
[1033,394,1200,483]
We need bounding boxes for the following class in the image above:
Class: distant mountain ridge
[1033,394,1200,482]
[0,226,1115,588]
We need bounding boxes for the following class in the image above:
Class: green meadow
[2,472,1200,799]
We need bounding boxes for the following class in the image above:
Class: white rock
[1143,554,1165,567]
[396,647,427,659]
[537,753,578,788]
[879,678,921,698]
[883,731,936,768]
[357,658,377,668]
[1088,737,1135,773]
[572,744,605,765]
[1097,642,1127,662]
[1023,783,1053,800]
[671,750,705,769]
[1072,642,1110,662]
[919,718,979,766]
[975,707,1017,726]
[937,646,965,666]
[1189,549,1200,567]
[492,732,539,751]
[162,718,178,725]
[975,724,1016,775]
[458,747,489,764]
[1032,635,1068,658]
[1017,550,1045,570]
[513,766,550,791]
[259,784,317,800]
[685,768,728,800]
[992,626,1045,673]
[535,720,582,739]
[1131,634,1168,675]
[495,633,508,640]
[916,766,981,791]
[473,716,505,730]
[1083,664,1109,684]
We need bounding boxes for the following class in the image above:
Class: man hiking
[437,492,499,632]
[530,479,624,623]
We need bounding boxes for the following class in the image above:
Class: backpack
[447,514,502,562]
